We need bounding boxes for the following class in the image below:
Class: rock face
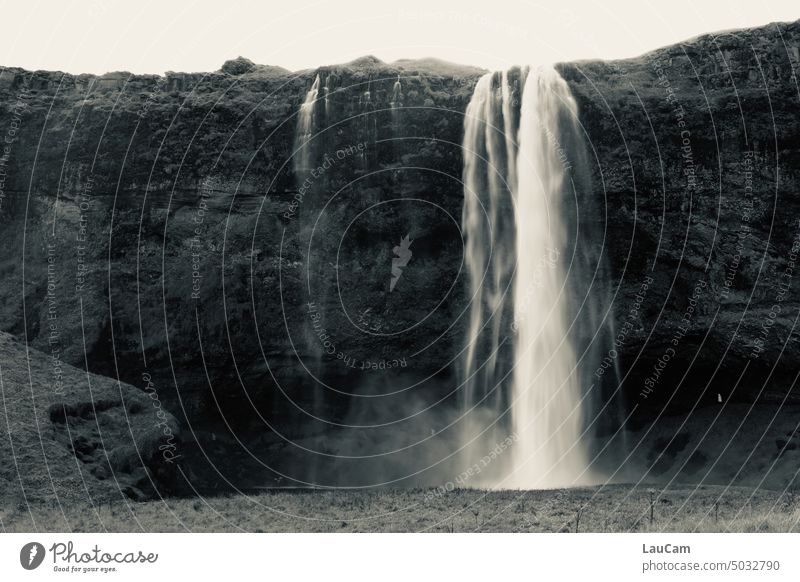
[0,55,485,486]
[561,22,800,416]
[0,332,180,506]
[0,21,798,487]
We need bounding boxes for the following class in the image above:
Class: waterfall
[360,81,376,168]
[294,74,321,176]
[324,75,331,118]
[460,70,520,482]
[390,76,402,130]
[461,65,615,488]
[391,75,402,104]
[294,73,324,484]
[509,67,587,487]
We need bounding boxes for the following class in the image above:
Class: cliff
[561,22,800,415]
[0,20,799,488]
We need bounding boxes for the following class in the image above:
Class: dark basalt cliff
[0,21,799,490]
[562,23,800,415]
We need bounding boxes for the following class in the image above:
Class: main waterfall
[461,66,616,488]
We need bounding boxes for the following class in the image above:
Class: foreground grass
[3,484,800,533]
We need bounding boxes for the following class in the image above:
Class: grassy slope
[3,484,800,533]
[0,332,179,515]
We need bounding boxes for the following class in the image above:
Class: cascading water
[294,74,325,483]
[460,69,522,481]
[390,76,402,130]
[324,75,331,118]
[509,67,587,487]
[360,81,376,168]
[294,73,321,176]
[461,65,618,488]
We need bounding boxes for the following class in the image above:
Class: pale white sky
[0,0,797,74]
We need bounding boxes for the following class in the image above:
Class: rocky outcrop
[0,20,799,487]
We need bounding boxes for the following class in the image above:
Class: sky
[0,0,797,74]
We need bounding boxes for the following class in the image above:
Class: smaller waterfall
[294,74,325,484]
[324,75,331,118]
[391,75,402,104]
[390,76,402,130]
[360,81,376,167]
[294,74,321,175]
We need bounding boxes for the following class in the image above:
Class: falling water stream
[294,74,324,482]
[295,74,321,176]
[510,67,588,487]
[390,76,402,130]
[462,66,606,488]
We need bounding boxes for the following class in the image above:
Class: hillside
[0,332,179,512]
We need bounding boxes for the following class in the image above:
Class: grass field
[3,484,800,533]
[4,332,800,533]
